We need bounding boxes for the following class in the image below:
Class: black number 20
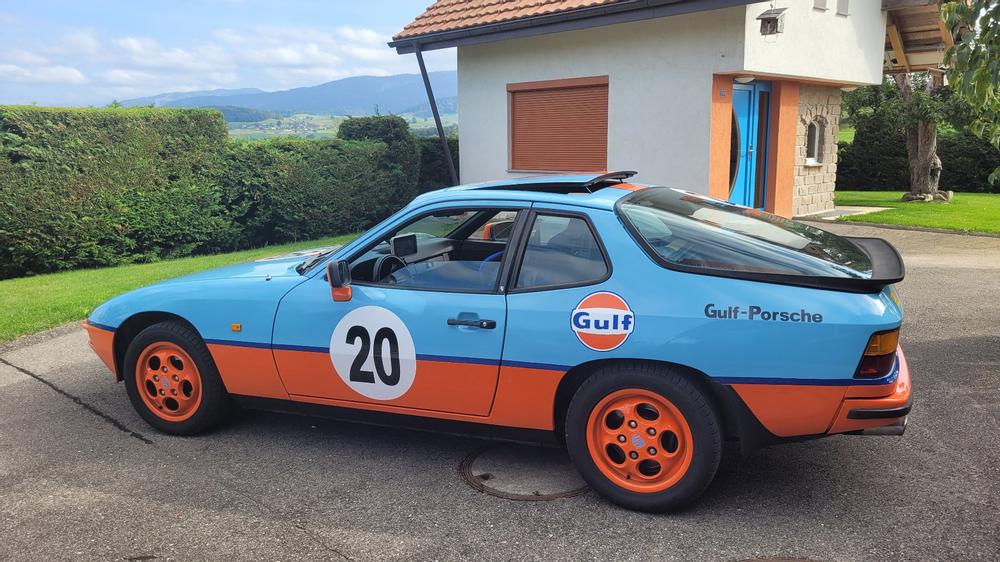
[346,325,400,386]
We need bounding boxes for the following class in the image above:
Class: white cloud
[59,30,101,56]
[0,64,86,84]
[4,49,47,65]
[101,68,157,85]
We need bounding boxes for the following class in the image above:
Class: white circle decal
[330,306,416,400]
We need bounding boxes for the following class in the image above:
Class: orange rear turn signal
[855,329,900,378]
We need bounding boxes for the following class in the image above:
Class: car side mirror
[483,220,514,241]
[326,260,352,302]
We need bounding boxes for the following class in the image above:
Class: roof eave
[389,0,756,53]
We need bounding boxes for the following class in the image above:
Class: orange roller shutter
[508,76,608,172]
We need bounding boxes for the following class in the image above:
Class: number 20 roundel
[330,306,417,400]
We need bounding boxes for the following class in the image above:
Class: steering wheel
[373,255,407,283]
[479,250,504,272]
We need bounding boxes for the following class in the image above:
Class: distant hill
[120,88,266,107]
[122,71,458,116]
[402,96,458,119]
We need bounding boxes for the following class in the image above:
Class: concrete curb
[797,218,1000,239]
[0,321,82,356]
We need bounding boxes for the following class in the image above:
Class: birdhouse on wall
[756,7,786,36]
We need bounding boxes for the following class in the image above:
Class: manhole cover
[459,443,589,501]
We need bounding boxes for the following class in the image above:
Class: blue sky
[0,0,455,106]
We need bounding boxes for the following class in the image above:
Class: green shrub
[0,110,447,279]
[0,106,230,278]
[936,131,1000,193]
[417,136,459,193]
[337,115,420,206]
[219,138,396,245]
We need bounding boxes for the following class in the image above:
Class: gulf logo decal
[571,292,634,352]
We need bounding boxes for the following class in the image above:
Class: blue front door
[728,81,771,208]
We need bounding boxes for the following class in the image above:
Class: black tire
[123,321,231,435]
[565,362,722,512]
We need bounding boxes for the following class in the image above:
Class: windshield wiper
[296,250,335,275]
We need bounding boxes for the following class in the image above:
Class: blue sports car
[86,171,911,512]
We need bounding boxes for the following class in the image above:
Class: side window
[515,214,608,290]
[350,209,520,292]
[470,211,518,241]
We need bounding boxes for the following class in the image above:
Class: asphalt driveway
[1,223,997,561]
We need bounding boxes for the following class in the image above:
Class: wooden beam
[887,23,911,71]
[883,0,937,10]
[938,17,955,48]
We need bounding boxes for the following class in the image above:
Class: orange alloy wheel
[585,388,694,494]
[135,342,203,422]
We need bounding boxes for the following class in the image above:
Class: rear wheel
[565,363,722,512]
[123,322,230,435]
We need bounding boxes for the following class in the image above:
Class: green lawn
[0,234,358,344]
[835,191,1000,234]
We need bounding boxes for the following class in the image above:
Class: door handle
[447,318,497,329]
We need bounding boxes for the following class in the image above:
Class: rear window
[618,188,872,279]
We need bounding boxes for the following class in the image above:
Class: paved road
[1,223,998,561]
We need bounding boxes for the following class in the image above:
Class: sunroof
[474,171,638,194]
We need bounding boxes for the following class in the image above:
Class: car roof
[410,171,652,211]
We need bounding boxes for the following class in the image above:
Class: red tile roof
[394,0,627,40]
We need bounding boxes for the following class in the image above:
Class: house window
[508,76,609,172]
[806,121,824,165]
[836,0,849,15]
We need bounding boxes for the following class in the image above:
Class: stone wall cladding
[793,85,841,216]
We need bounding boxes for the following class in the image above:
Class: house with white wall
[390,0,952,218]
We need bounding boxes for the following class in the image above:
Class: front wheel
[123,321,231,435]
[565,363,722,512]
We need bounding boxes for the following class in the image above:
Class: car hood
[165,245,342,284]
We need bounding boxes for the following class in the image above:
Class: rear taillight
[855,329,900,378]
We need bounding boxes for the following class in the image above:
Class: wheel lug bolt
[159,389,165,395]
[628,420,637,428]
[172,375,179,382]
[162,367,168,373]
[648,447,657,455]
[629,451,639,459]
[647,428,656,436]
[171,389,177,395]
[153,375,159,381]
[617,435,626,443]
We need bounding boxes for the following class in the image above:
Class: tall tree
[894,73,947,201]
[943,0,1000,183]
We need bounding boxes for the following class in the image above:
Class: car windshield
[618,188,872,279]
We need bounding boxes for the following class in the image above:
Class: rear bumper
[83,321,118,379]
[827,346,912,435]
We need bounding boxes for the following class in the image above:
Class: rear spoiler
[667,236,906,294]
[844,236,905,289]
[764,236,904,294]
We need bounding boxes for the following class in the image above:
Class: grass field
[835,191,1000,234]
[0,234,358,344]
[837,125,856,143]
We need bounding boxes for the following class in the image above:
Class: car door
[272,204,525,416]
[502,207,622,371]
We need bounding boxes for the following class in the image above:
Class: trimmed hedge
[836,104,1000,193]
[218,138,399,247]
[417,136,460,193]
[0,106,230,278]
[1,108,456,279]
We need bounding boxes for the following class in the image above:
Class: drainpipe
[414,43,459,186]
